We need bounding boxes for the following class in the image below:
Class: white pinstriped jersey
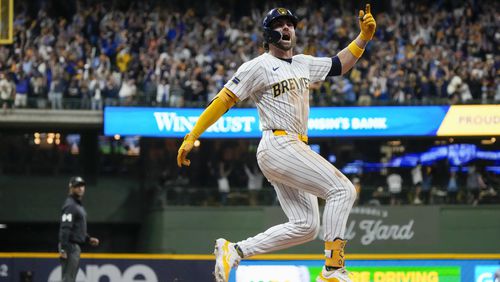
[225,52,332,135]
[224,52,357,258]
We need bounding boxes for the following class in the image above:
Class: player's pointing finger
[366,4,371,15]
[359,9,364,21]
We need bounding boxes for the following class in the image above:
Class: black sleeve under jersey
[327,56,342,77]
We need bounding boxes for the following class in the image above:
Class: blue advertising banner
[0,257,212,282]
[104,106,450,138]
[307,106,448,137]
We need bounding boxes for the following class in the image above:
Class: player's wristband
[347,41,364,58]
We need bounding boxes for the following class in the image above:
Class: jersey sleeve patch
[231,77,241,85]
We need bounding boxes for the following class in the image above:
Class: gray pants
[61,243,81,282]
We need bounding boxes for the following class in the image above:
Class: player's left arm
[336,4,376,75]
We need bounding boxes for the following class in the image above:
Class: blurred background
[0,0,499,281]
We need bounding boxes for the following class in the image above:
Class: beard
[273,36,296,51]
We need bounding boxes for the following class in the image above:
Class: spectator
[411,163,423,204]
[118,77,137,106]
[466,165,487,205]
[369,186,388,206]
[217,161,232,206]
[88,73,104,110]
[49,75,65,110]
[156,78,170,106]
[387,169,403,205]
[421,166,433,204]
[103,75,119,106]
[80,83,91,110]
[66,77,81,109]
[447,170,459,204]
[351,177,362,205]
[244,163,264,206]
[357,81,372,106]
[0,72,14,114]
[169,79,184,107]
[142,74,157,106]
[14,71,29,108]
[30,74,48,109]
[2,0,498,110]
[116,47,132,73]
[447,68,472,103]
[340,77,356,104]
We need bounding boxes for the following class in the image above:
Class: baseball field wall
[139,206,500,254]
[1,177,499,254]
[0,176,142,223]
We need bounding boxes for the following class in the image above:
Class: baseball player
[177,5,376,282]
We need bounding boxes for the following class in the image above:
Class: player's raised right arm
[177,88,239,167]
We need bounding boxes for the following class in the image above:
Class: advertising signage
[104,105,500,138]
[236,265,462,282]
[475,265,500,282]
[1,255,498,282]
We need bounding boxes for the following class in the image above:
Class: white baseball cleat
[316,266,352,282]
[213,238,241,282]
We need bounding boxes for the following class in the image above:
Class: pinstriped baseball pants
[236,130,356,257]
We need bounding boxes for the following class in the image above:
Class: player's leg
[214,133,355,281]
[292,146,355,281]
[257,134,356,281]
[257,134,356,241]
[297,153,355,282]
[213,181,320,282]
[235,182,320,256]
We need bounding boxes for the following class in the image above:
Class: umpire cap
[262,8,299,44]
[69,176,86,188]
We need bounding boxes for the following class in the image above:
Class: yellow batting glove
[359,4,376,41]
[177,134,195,167]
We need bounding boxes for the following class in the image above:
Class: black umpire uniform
[58,176,99,282]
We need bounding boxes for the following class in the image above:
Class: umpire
[58,176,99,282]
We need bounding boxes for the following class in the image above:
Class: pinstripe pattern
[225,52,354,258]
[225,53,332,135]
[237,131,356,256]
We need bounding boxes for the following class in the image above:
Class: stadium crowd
[0,0,499,111]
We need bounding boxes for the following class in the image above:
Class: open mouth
[282,34,291,41]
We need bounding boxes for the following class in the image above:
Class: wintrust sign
[153,112,256,133]
[104,107,260,138]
